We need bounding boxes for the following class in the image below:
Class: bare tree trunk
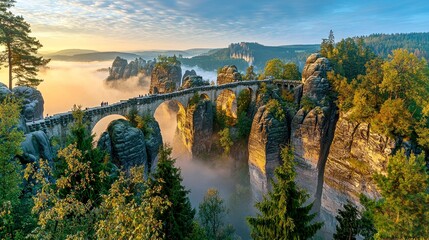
[7,41,12,90]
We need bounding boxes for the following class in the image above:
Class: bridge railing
[26,79,302,132]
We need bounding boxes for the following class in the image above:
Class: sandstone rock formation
[320,117,395,233]
[217,65,242,85]
[291,53,338,213]
[150,62,182,94]
[248,105,288,200]
[177,99,214,156]
[98,119,163,173]
[107,57,155,80]
[182,69,197,82]
[19,131,54,163]
[181,75,209,89]
[12,86,44,121]
[229,42,255,66]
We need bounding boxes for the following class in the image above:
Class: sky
[12,0,429,52]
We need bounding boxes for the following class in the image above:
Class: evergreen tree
[148,144,195,240]
[0,96,24,238]
[320,30,335,57]
[198,188,236,240]
[244,65,257,80]
[282,62,301,80]
[247,147,323,239]
[368,150,429,238]
[333,201,360,240]
[0,1,49,90]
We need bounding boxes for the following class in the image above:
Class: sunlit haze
[12,0,429,51]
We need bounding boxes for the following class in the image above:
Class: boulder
[150,62,182,94]
[248,105,288,201]
[217,65,242,85]
[19,131,53,163]
[0,82,11,101]
[12,86,44,121]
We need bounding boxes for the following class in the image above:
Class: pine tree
[0,1,49,90]
[0,96,24,238]
[148,144,195,240]
[247,147,323,239]
[333,201,360,240]
[198,188,236,240]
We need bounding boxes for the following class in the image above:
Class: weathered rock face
[19,131,54,163]
[150,63,182,94]
[177,99,214,155]
[248,105,288,200]
[181,75,209,89]
[291,53,338,213]
[144,120,163,173]
[229,42,255,66]
[98,118,163,173]
[12,86,44,121]
[101,119,149,171]
[0,82,11,101]
[107,57,155,80]
[320,117,395,233]
[217,65,242,85]
[182,69,197,82]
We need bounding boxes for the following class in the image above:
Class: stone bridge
[27,79,301,142]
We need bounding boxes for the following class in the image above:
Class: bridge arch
[215,89,237,124]
[92,114,126,142]
[154,100,186,143]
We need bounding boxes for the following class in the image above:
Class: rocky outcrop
[13,86,44,121]
[0,83,10,101]
[150,62,182,94]
[217,65,242,85]
[107,57,155,80]
[181,75,210,89]
[291,53,338,213]
[177,99,214,156]
[98,118,163,173]
[100,119,149,171]
[182,69,197,82]
[19,131,54,163]
[229,42,255,66]
[248,105,288,200]
[320,117,395,234]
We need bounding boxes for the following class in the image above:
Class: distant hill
[133,48,213,60]
[360,32,429,60]
[48,52,141,62]
[180,42,320,72]
[46,49,99,56]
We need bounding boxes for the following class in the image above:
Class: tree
[0,1,49,90]
[371,98,412,137]
[263,58,284,79]
[0,96,24,238]
[283,62,301,80]
[96,166,170,240]
[368,151,429,238]
[333,201,360,240]
[243,65,257,80]
[148,144,195,240]
[219,128,233,155]
[321,30,335,58]
[198,188,236,240]
[247,147,323,239]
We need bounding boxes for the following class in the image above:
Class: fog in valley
[0,61,253,238]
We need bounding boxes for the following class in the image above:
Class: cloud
[12,0,429,50]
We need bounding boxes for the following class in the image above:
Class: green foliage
[156,55,181,68]
[198,188,236,240]
[96,166,170,240]
[366,151,429,238]
[334,201,360,240]
[148,144,195,240]
[266,99,286,121]
[371,98,412,137]
[237,111,252,139]
[320,30,335,58]
[283,62,301,79]
[243,65,258,80]
[0,1,49,89]
[0,97,24,238]
[189,92,202,107]
[300,96,317,112]
[219,128,233,155]
[126,108,156,139]
[237,89,251,115]
[247,147,323,239]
